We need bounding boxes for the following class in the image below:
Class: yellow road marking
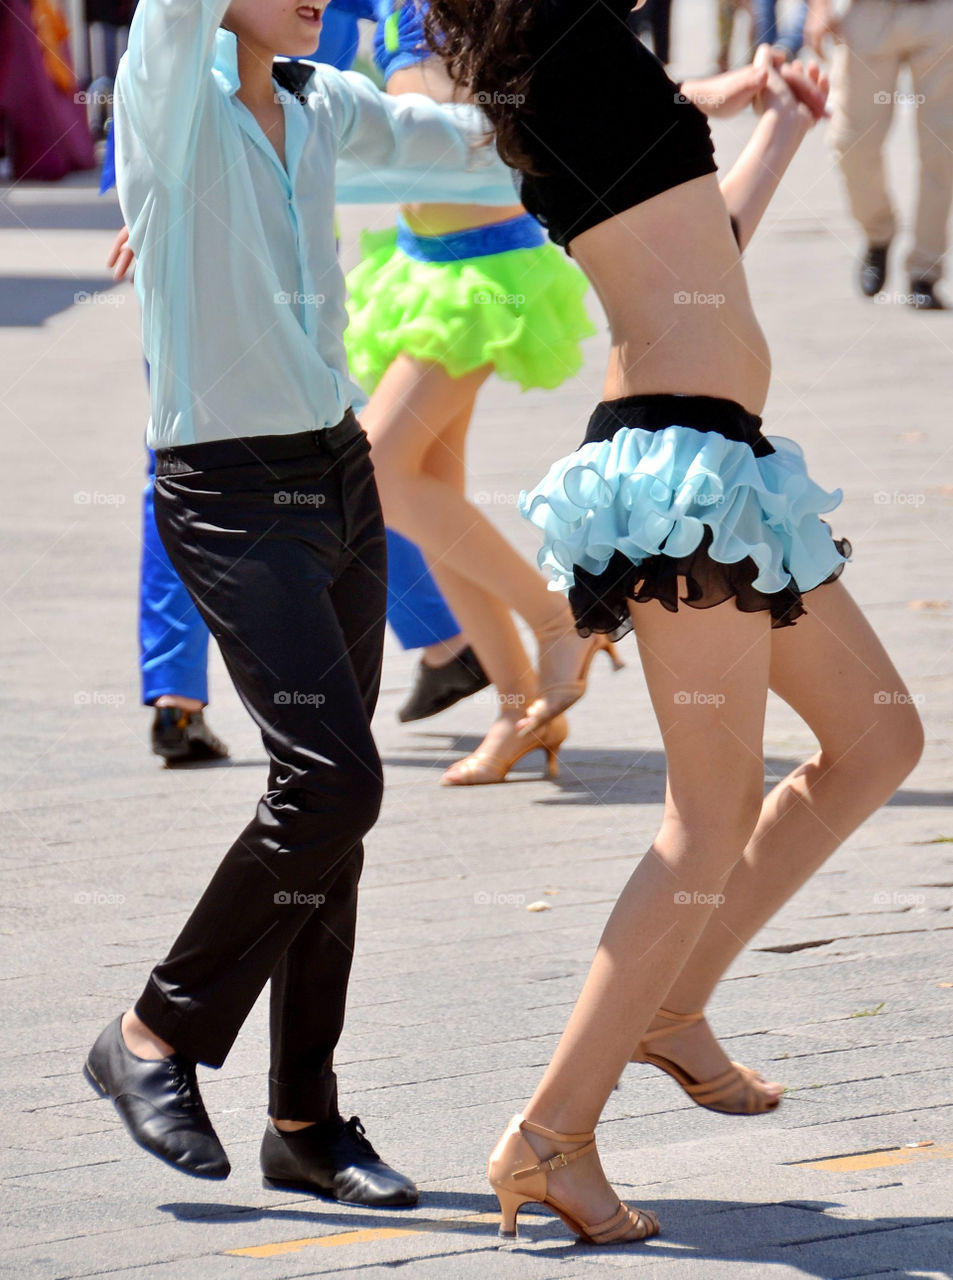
[227,1228,421,1258]
[796,1142,953,1172]
[225,1212,505,1258]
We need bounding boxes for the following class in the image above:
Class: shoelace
[344,1115,380,1160]
[166,1057,202,1111]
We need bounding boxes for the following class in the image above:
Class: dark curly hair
[423,0,549,174]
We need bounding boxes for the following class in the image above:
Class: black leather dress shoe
[397,645,490,723]
[151,707,229,764]
[84,1016,230,1179]
[859,244,889,297]
[261,1115,418,1206]
[909,279,947,310]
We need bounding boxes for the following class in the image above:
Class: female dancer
[426,1,924,1246]
[351,0,607,786]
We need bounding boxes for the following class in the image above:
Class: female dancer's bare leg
[504,585,920,1228]
[635,581,923,1086]
[361,355,598,711]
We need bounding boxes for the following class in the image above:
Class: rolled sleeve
[118,0,229,182]
[321,68,520,205]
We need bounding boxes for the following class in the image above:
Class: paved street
[1,5,952,1278]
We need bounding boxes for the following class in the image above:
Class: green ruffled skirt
[344,228,595,393]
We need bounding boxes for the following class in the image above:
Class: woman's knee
[661,774,766,876]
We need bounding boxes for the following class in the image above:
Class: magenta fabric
[0,0,95,180]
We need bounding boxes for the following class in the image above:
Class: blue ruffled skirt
[519,393,850,634]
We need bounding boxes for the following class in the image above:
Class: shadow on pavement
[384,738,953,809]
[0,275,124,326]
[157,1193,953,1275]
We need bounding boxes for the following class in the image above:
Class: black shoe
[84,1016,230,1180]
[151,707,229,764]
[261,1115,418,1206]
[909,278,947,310]
[859,244,889,297]
[397,645,490,723]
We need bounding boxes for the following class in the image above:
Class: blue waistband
[395,212,546,262]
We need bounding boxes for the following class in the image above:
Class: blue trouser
[140,452,460,702]
[751,0,807,56]
[140,448,211,705]
[385,529,460,650]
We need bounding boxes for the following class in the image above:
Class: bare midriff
[569,173,773,416]
[386,62,525,237]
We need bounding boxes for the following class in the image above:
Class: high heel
[441,715,567,786]
[631,1009,782,1115]
[520,615,623,735]
[488,1115,659,1244]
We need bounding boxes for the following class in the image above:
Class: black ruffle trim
[568,527,852,638]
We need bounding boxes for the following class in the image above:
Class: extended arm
[116,0,228,181]
[323,67,520,205]
[718,49,829,250]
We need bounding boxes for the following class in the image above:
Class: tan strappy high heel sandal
[488,1115,660,1244]
[631,1009,782,1115]
[519,616,623,735]
[441,715,567,786]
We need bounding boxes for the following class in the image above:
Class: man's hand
[107,225,135,282]
[680,52,790,118]
[805,0,840,58]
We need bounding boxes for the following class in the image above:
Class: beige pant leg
[905,0,953,282]
[827,0,904,248]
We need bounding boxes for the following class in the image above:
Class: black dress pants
[136,412,386,1121]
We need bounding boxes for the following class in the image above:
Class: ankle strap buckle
[545,1151,569,1171]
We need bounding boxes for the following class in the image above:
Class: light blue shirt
[114,0,518,447]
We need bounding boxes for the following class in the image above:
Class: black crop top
[517,0,718,250]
